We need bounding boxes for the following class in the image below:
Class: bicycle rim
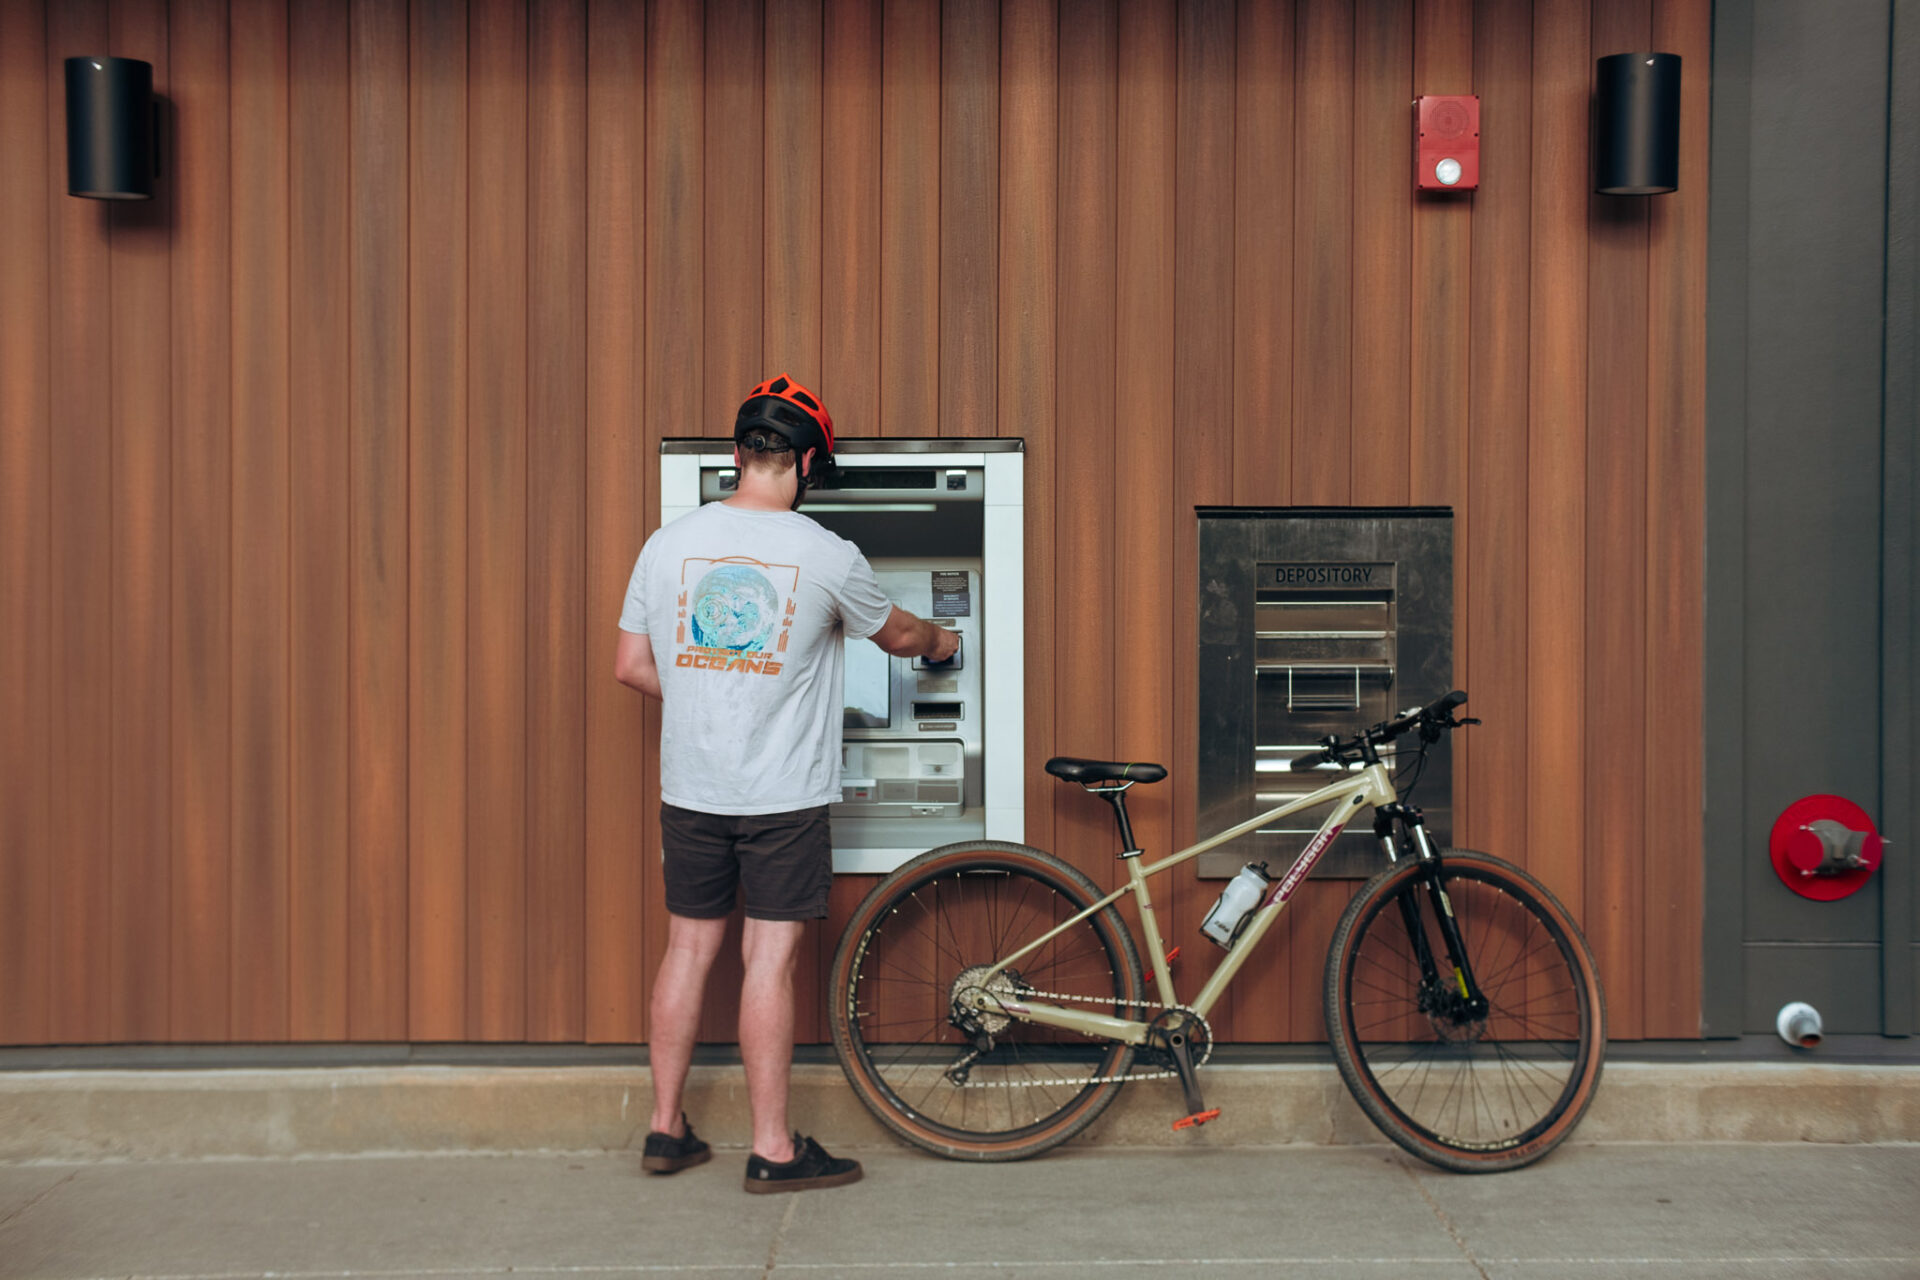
[831,844,1141,1160]
[1328,852,1605,1171]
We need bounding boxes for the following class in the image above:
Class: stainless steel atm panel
[1197,508,1453,879]
[661,439,1024,873]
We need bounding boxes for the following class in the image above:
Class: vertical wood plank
[347,0,412,1040]
[107,0,173,1043]
[764,0,823,382]
[1526,0,1588,921]
[1235,0,1295,508]
[648,0,704,440]
[1116,0,1176,997]
[998,0,1057,858]
[527,0,589,1041]
[880,0,939,435]
[1643,0,1709,1039]
[822,0,881,435]
[1586,0,1651,1039]
[230,0,293,1043]
[45,0,114,1045]
[1350,0,1411,505]
[1180,0,1262,1034]
[645,0,704,1038]
[940,0,997,437]
[1054,0,1117,884]
[409,0,471,1041]
[705,0,763,431]
[289,0,353,1042]
[0,0,54,1045]
[1463,0,1530,873]
[170,0,233,1043]
[467,0,529,1042]
[1410,0,1474,510]
[1290,0,1353,505]
[584,0,649,1045]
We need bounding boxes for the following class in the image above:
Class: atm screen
[843,637,891,729]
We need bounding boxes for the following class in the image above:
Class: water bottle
[1200,862,1272,948]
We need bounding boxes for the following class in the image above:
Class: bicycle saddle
[1044,757,1167,785]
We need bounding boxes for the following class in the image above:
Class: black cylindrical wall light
[1594,52,1681,195]
[65,56,156,200]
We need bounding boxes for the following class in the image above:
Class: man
[613,375,959,1193]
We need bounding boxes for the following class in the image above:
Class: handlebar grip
[1432,690,1469,716]
[1289,749,1332,771]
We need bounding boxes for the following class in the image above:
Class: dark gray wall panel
[1740,0,1889,953]
[1711,0,1916,1035]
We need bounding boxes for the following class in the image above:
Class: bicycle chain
[947,985,1214,1090]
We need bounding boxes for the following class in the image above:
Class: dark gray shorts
[659,803,833,921]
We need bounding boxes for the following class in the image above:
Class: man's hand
[870,606,958,663]
[924,625,960,664]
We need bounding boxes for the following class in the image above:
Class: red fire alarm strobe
[1769,794,1885,901]
[1416,94,1480,191]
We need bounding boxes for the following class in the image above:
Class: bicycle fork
[1383,808,1490,1025]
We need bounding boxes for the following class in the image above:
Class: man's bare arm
[867,606,959,663]
[614,630,663,700]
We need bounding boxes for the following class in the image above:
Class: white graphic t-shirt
[619,501,894,815]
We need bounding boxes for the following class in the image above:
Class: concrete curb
[1,1061,1915,1161]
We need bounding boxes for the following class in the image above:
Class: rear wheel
[828,841,1144,1161]
[1324,848,1606,1172]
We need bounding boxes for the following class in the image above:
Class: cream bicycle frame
[965,761,1402,1045]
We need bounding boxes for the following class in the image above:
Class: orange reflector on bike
[1164,947,1180,966]
[1172,1109,1220,1131]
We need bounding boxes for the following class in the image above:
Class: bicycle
[827,690,1606,1173]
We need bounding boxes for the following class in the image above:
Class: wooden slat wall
[0,0,1709,1046]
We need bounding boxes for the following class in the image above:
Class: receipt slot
[660,438,1024,872]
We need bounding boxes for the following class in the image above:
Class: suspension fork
[1385,807,1489,1018]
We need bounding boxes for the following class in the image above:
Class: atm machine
[660,439,1024,872]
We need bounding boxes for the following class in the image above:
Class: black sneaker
[743,1133,863,1194]
[641,1114,711,1174]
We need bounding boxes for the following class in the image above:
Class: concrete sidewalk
[3,1142,1916,1279]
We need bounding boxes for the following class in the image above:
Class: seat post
[1093,785,1141,857]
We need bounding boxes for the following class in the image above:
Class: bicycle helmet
[734,374,836,506]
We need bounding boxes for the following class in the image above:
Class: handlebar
[1288,689,1475,771]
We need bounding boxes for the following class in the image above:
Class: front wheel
[1324,849,1606,1172]
[828,841,1145,1162]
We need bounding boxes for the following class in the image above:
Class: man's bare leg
[648,913,729,1136]
[739,917,807,1162]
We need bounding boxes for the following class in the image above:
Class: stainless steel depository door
[1195,508,1454,879]
[660,439,1025,873]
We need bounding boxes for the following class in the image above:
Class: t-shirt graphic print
[620,501,894,815]
[678,555,800,676]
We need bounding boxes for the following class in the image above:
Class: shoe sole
[642,1148,712,1174]
[742,1166,863,1194]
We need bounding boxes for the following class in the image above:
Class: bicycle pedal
[1172,1108,1221,1131]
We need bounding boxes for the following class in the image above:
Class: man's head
[733,375,835,509]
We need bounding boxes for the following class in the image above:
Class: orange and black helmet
[734,374,836,487]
